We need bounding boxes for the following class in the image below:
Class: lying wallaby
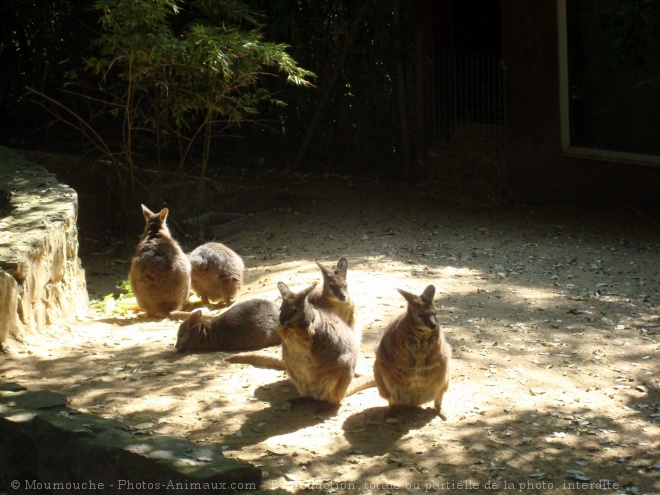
[308,258,357,330]
[175,299,281,352]
[129,205,191,318]
[373,285,451,420]
[188,242,244,306]
[226,282,370,408]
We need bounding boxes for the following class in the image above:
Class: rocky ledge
[0,146,88,346]
[0,382,265,494]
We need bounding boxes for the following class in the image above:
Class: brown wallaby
[373,285,452,420]
[129,205,191,318]
[226,282,370,408]
[175,299,281,352]
[308,258,357,330]
[188,242,244,306]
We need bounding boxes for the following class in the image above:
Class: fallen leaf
[133,422,153,430]
[529,468,546,479]
[567,469,590,481]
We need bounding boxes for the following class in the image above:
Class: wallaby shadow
[230,379,339,446]
[252,379,340,414]
[94,315,153,326]
[95,314,185,326]
[161,348,194,362]
[342,405,439,455]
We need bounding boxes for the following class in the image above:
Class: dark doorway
[417,0,506,201]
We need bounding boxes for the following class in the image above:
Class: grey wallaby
[129,205,191,318]
[226,282,372,407]
[175,298,281,352]
[307,258,357,331]
[373,285,452,419]
[188,242,244,306]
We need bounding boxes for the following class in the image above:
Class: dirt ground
[2,171,659,495]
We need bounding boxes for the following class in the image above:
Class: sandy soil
[2,172,659,495]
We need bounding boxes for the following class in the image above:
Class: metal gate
[420,52,507,202]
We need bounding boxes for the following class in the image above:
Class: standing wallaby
[188,242,244,306]
[373,285,451,420]
[227,282,369,408]
[129,205,191,317]
[308,258,357,331]
[175,299,281,352]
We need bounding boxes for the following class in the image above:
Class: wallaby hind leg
[433,384,449,421]
[286,396,340,415]
[313,376,351,415]
[385,404,428,420]
[328,373,352,405]
[373,364,393,402]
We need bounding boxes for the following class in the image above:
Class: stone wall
[0,382,265,493]
[0,147,88,345]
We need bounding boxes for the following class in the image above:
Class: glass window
[566,0,660,156]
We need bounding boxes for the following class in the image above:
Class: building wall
[500,0,660,211]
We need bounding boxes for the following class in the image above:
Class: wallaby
[129,205,191,318]
[188,242,244,306]
[308,258,357,331]
[373,285,452,420]
[226,282,371,408]
[175,299,281,352]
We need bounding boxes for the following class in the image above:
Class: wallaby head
[316,258,349,302]
[278,281,317,330]
[175,309,206,352]
[141,204,171,238]
[397,285,438,332]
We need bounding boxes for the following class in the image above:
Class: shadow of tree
[334,402,658,494]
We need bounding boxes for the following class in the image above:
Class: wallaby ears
[421,285,436,304]
[335,258,348,278]
[277,281,292,297]
[301,282,318,298]
[315,261,331,279]
[189,309,203,325]
[397,288,417,304]
[397,285,436,305]
[278,281,317,298]
[141,204,154,220]
[140,204,168,222]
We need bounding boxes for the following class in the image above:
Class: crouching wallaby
[188,242,245,306]
[175,299,281,352]
[129,205,191,318]
[308,258,357,331]
[226,282,373,410]
[373,285,452,420]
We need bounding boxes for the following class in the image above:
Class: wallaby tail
[225,352,287,371]
[346,374,377,396]
[167,310,195,321]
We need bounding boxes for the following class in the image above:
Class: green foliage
[90,279,136,316]
[81,0,313,174]
[598,0,660,79]
[8,0,414,176]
